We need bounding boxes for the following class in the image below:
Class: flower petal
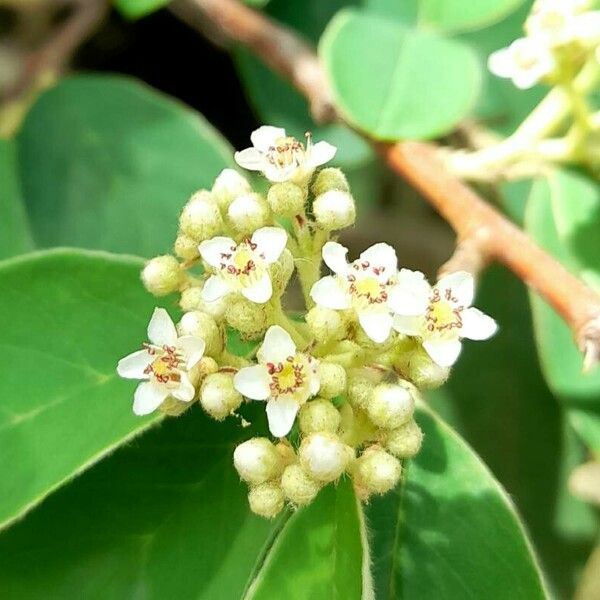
[172,372,196,402]
[234,148,264,171]
[258,325,297,363]
[359,243,397,278]
[311,276,351,310]
[147,308,178,347]
[461,307,498,341]
[265,398,300,437]
[322,241,349,275]
[177,335,206,369]
[117,349,151,379]
[198,236,236,268]
[250,126,286,151]
[307,141,337,168]
[263,163,297,183]
[393,314,422,336]
[251,227,288,264]
[241,272,273,304]
[435,271,474,306]
[423,339,462,368]
[358,310,393,344]
[388,270,431,316]
[234,365,271,400]
[133,381,168,415]
[202,275,231,303]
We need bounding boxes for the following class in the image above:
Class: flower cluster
[117,126,497,518]
[488,0,600,89]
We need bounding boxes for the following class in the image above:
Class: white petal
[306,141,337,168]
[147,308,178,347]
[310,276,351,310]
[393,314,422,336]
[388,270,431,316]
[133,381,168,415]
[251,227,288,264]
[263,163,297,183]
[117,349,151,379]
[309,365,321,397]
[487,48,513,78]
[358,243,397,278]
[322,241,349,275]
[202,275,231,303]
[423,339,462,368]
[198,236,236,268]
[265,398,300,437]
[172,372,196,402]
[234,365,271,400]
[461,307,498,341]
[250,126,286,151]
[257,325,297,363]
[176,335,206,369]
[358,310,393,344]
[241,272,273,304]
[234,148,264,171]
[435,271,474,306]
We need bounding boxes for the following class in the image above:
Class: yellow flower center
[266,354,311,402]
[143,344,182,384]
[218,242,265,288]
[347,274,389,310]
[266,136,306,169]
[424,289,463,336]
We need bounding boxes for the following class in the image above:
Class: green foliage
[113,0,169,19]
[320,10,481,140]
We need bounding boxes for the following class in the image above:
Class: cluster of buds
[117,125,497,518]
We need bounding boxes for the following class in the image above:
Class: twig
[175,0,600,368]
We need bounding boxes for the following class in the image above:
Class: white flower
[117,308,205,415]
[234,126,337,183]
[391,270,498,368]
[488,37,556,89]
[198,227,287,304]
[310,241,399,343]
[233,326,320,437]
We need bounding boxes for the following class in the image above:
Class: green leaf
[113,0,169,19]
[367,404,549,599]
[0,407,366,598]
[0,249,164,530]
[320,10,481,141]
[525,170,600,452]
[17,75,233,258]
[0,139,33,259]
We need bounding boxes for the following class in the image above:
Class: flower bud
[317,363,347,399]
[225,296,268,340]
[384,420,424,458]
[188,356,218,387]
[299,399,341,434]
[270,249,295,295]
[227,193,270,234]
[367,381,416,429]
[275,440,296,466]
[267,182,306,216]
[353,446,401,498]
[347,368,381,410]
[306,306,347,343]
[248,481,285,519]
[313,190,356,230]
[281,464,321,506]
[234,437,284,485]
[395,346,450,390]
[141,255,185,296]
[311,167,349,197]
[174,234,200,261]
[179,190,223,242]
[212,168,251,210]
[299,433,354,483]
[200,372,243,420]
[177,311,222,355]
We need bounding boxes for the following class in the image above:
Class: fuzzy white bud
[317,363,347,399]
[179,286,226,321]
[311,167,350,197]
[200,372,243,420]
[353,447,402,499]
[299,399,341,434]
[313,190,356,231]
[179,190,223,242]
[234,437,284,485]
[267,182,306,216]
[174,234,200,261]
[141,255,184,296]
[347,368,382,410]
[395,347,450,390]
[306,306,347,343]
[212,168,251,210]
[281,464,321,506]
[367,381,416,429]
[177,311,222,355]
[299,433,354,483]
[188,356,218,387]
[384,420,424,458]
[225,296,269,340]
[248,481,285,519]
[227,193,270,234]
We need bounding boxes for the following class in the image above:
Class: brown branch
[175,0,600,369]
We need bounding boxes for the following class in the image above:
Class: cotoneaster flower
[310,241,399,343]
[117,308,205,415]
[391,270,498,367]
[199,227,287,304]
[234,326,320,437]
[234,126,337,183]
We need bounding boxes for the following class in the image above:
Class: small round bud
[311,167,349,197]
[227,193,270,234]
[177,311,222,355]
[281,464,321,506]
[317,363,347,399]
[174,234,200,261]
[384,420,424,458]
[200,372,243,420]
[347,368,381,410]
[395,347,450,390]
[248,482,285,519]
[267,182,306,216]
[179,190,223,242]
[212,168,251,210]
[299,433,354,483]
[188,356,218,387]
[275,440,296,466]
[141,255,184,296]
[234,438,283,485]
[225,296,268,340]
[306,306,347,343]
[353,447,401,498]
[313,190,356,230]
[270,249,295,296]
[367,382,416,429]
[180,286,203,312]
[299,399,341,434]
